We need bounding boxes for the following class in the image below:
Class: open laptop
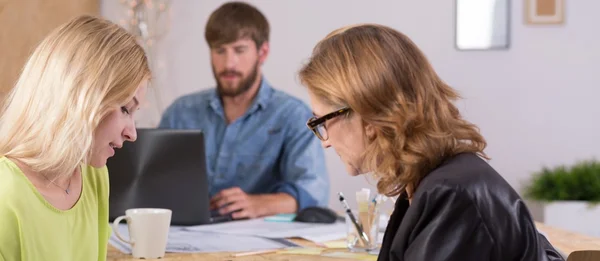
[106,128,232,226]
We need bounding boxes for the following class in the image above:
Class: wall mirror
[455,0,510,50]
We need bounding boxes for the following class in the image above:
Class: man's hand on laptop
[209,187,298,220]
[210,187,262,219]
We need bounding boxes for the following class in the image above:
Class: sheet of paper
[300,230,346,243]
[323,240,348,249]
[109,224,298,254]
[184,218,346,243]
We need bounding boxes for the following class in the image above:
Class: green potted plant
[523,159,600,238]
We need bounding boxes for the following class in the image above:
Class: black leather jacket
[378,153,565,261]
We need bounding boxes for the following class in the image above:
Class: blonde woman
[299,24,564,261]
[0,15,150,260]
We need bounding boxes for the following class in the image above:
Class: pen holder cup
[345,209,379,252]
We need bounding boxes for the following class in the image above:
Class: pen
[338,192,370,246]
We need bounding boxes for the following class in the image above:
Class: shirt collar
[253,77,273,110]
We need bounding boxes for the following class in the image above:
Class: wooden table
[535,222,600,259]
[107,222,600,260]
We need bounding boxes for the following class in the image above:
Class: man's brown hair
[205,1,270,49]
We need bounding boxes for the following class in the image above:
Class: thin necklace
[43,175,72,195]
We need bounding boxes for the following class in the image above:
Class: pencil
[338,192,370,246]
[231,249,279,257]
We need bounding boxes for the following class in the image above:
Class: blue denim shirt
[159,78,330,210]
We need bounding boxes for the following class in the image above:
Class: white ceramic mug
[112,208,172,259]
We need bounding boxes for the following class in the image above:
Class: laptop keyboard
[209,214,233,223]
[208,209,251,224]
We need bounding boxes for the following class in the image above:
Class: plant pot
[527,200,600,238]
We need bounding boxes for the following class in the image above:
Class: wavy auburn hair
[299,24,488,197]
[0,15,150,179]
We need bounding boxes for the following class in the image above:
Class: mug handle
[112,215,135,245]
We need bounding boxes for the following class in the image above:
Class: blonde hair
[0,15,150,179]
[299,24,488,197]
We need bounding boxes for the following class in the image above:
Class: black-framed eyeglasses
[306,107,351,141]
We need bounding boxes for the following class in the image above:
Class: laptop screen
[106,128,212,226]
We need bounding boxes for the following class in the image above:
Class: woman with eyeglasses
[300,24,564,261]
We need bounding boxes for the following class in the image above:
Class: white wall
[101,0,600,212]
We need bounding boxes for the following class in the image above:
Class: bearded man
[159,1,329,221]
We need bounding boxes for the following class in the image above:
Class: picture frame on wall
[525,0,565,24]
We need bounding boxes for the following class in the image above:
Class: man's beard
[214,60,260,97]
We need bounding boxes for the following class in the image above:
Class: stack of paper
[109,224,299,254]
[110,216,381,255]
[184,218,347,243]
